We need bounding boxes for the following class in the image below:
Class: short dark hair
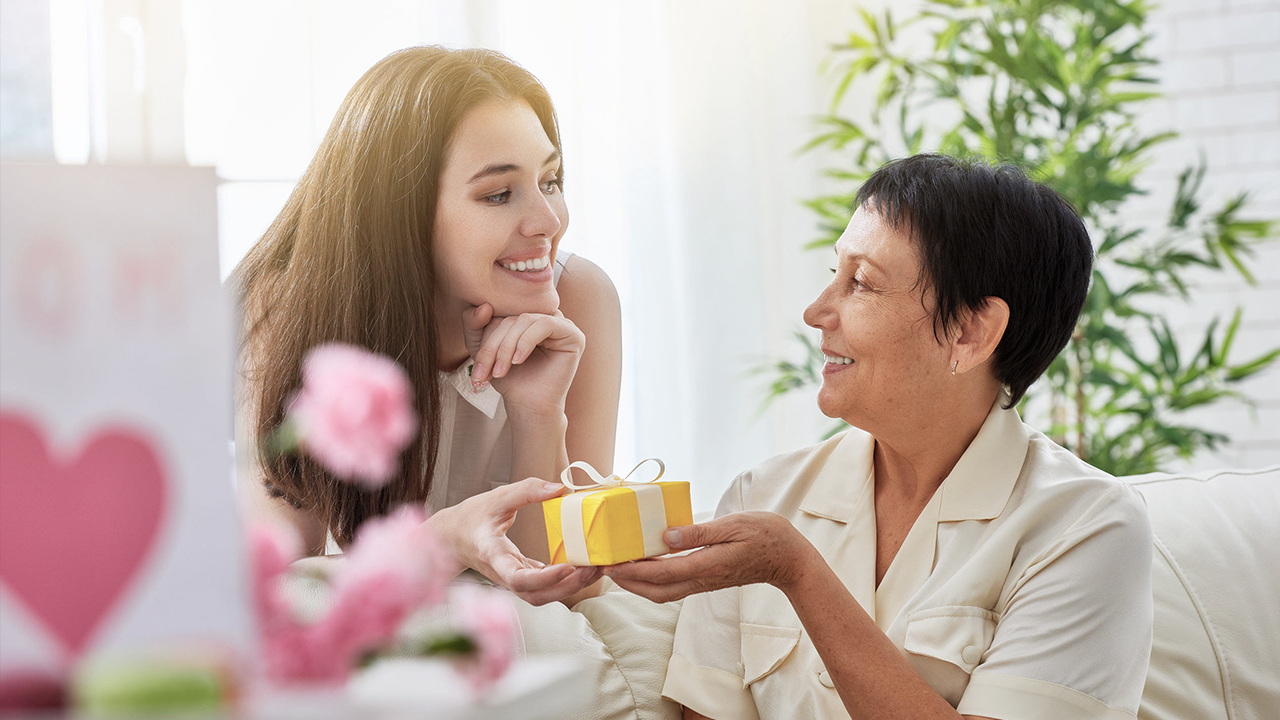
[856,154,1093,406]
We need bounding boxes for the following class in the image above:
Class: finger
[467,314,505,383]
[609,576,704,604]
[503,563,578,594]
[462,304,494,357]
[664,514,755,550]
[486,477,565,517]
[491,314,541,378]
[516,566,602,607]
[527,315,585,354]
[473,313,522,381]
[603,550,716,584]
[510,315,565,366]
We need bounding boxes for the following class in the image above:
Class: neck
[870,383,1001,500]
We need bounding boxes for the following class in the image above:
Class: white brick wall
[1144,0,1280,471]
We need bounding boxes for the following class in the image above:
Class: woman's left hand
[602,512,815,603]
[463,303,585,420]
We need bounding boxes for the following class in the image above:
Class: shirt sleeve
[958,483,1153,720]
[661,472,761,720]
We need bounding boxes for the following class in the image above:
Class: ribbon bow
[560,458,665,492]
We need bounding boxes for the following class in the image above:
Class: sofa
[1127,466,1280,720]
[527,464,1280,720]
[285,465,1280,719]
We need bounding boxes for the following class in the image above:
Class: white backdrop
[17,0,1279,512]
[177,0,851,512]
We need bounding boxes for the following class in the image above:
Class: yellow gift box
[543,459,693,567]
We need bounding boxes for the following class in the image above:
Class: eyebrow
[467,151,561,184]
[833,247,886,275]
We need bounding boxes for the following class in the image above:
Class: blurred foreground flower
[452,585,518,692]
[270,343,417,487]
[251,507,455,685]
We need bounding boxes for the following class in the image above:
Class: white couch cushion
[1127,466,1280,720]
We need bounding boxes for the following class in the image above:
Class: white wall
[1138,0,1280,471]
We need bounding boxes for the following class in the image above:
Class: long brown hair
[234,46,563,547]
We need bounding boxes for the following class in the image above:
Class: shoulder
[726,429,866,513]
[1012,429,1151,546]
[556,254,618,309]
[556,254,620,348]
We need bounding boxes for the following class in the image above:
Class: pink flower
[287,343,417,487]
[248,510,456,686]
[452,585,518,694]
[331,506,455,614]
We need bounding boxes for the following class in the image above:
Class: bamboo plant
[761,0,1279,475]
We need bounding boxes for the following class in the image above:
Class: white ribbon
[559,457,665,490]
[558,459,668,566]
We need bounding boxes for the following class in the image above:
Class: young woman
[234,46,619,606]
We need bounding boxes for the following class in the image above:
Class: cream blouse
[662,396,1153,720]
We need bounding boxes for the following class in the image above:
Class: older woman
[605,155,1152,720]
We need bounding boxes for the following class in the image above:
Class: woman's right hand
[462,304,584,423]
[428,477,601,606]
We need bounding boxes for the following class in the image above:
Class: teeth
[503,256,548,272]
[824,355,853,365]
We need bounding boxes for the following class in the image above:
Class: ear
[951,297,1009,375]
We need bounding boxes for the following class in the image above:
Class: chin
[815,389,845,420]
[491,290,559,317]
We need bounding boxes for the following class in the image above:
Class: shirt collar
[798,393,1028,524]
[798,428,875,521]
[441,360,502,419]
[937,394,1028,522]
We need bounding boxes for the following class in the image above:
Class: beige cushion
[1126,467,1280,720]
[514,579,682,720]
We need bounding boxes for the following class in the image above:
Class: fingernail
[543,481,561,493]
[665,529,682,546]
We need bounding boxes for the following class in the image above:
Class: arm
[557,255,622,475]
[554,256,621,605]
[434,256,621,605]
[605,514,993,720]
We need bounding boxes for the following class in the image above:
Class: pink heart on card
[0,412,168,658]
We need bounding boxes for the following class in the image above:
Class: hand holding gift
[542,459,693,567]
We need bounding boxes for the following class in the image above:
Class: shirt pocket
[903,605,997,674]
[740,622,801,686]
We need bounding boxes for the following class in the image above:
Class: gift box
[543,460,693,567]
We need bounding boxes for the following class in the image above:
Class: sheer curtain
[182,0,851,511]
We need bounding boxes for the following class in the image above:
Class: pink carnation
[249,510,457,686]
[288,343,417,487]
[452,585,518,694]
[332,506,455,610]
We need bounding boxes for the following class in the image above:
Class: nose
[803,284,836,331]
[520,190,563,239]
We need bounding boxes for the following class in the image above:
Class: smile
[824,354,853,365]
[500,255,550,272]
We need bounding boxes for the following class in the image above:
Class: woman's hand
[429,477,601,606]
[602,512,816,603]
[463,304,584,421]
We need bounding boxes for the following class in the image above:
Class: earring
[950,360,958,376]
